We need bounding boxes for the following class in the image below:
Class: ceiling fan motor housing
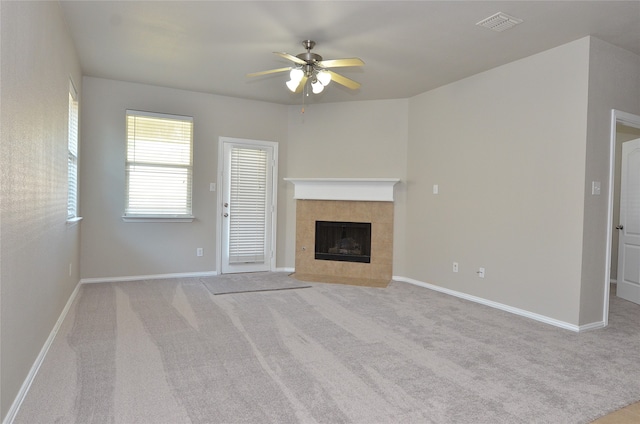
[296,51,323,64]
[296,40,323,66]
[296,40,323,77]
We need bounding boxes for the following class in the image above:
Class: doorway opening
[606,110,640,324]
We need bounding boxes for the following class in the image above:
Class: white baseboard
[392,275,604,333]
[578,321,606,332]
[80,270,218,284]
[274,267,295,273]
[80,270,298,284]
[3,281,82,424]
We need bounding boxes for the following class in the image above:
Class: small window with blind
[124,110,194,221]
[67,79,80,222]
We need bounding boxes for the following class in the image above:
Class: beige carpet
[14,273,640,423]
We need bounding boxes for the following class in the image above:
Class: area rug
[201,272,311,295]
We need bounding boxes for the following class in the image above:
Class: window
[67,80,79,220]
[125,110,194,220]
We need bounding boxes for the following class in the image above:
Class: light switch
[591,181,601,195]
[210,183,216,192]
[433,184,439,194]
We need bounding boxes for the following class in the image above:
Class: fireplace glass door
[315,221,371,263]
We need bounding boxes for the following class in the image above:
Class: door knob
[224,203,229,207]
[616,225,624,230]
[223,213,229,218]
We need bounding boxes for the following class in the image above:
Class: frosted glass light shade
[311,79,324,94]
[317,70,331,86]
[289,68,304,82]
[286,79,301,92]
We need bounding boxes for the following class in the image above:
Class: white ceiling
[59,1,640,105]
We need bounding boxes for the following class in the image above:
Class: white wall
[80,77,288,279]
[405,38,591,325]
[285,100,409,272]
[0,1,82,419]
[580,38,640,325]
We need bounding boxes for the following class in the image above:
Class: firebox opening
[315,221,371,263]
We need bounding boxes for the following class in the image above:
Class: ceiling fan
[247,40,364,94]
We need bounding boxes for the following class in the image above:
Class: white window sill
[122,215,195,223]
[66,217,83,226]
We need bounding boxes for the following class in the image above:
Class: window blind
[125,110,193,217]
[67,87,79,219]
[229,147,268,264]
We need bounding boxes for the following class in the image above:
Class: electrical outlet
[478,267,485,278]
[453,262,459,273]
[197,248,203,257]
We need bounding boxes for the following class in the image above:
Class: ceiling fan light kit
[311,78,325,94]
[248,40,364,96]
[286,78,301,92]
[317,70,331,86]
[290,68,304,81]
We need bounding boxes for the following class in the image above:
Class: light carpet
[13,273,640,423]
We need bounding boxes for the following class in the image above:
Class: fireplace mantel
[284,178,400,202]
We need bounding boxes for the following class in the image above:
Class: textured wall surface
[1,1,81,419]
[286,100,409,274]
[79,77,288,279]
[405,38,591,326]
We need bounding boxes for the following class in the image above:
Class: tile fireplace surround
[285,178,399,287]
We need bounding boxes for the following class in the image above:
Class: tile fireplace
[285,178,399,287]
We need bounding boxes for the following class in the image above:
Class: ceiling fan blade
[295,76,308,93]
[327,70,361,90]
[317,58,364,68]
[274,52,307,65]
[246,67,291,78]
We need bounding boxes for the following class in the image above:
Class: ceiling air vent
[476,12,523,32]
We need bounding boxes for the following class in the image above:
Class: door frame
[605,110,640,325]
[216,136,278,274]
